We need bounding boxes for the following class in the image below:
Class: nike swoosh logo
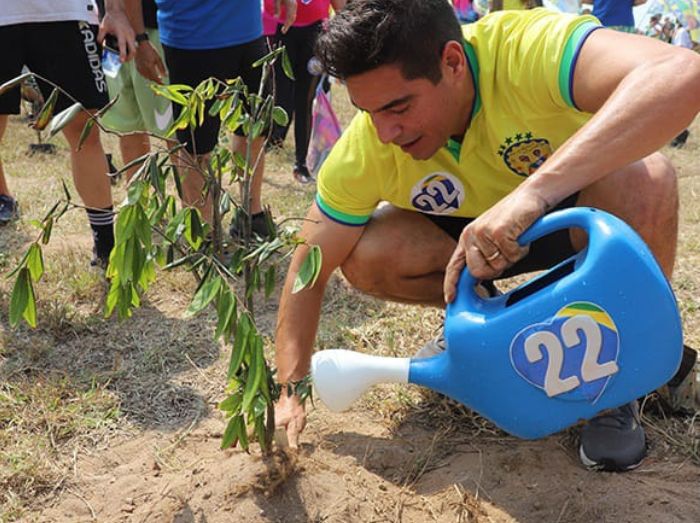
[154,104,173,132]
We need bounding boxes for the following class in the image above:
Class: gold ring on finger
[485,250,501,262]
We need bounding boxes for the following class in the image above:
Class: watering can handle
[451,207,603,311]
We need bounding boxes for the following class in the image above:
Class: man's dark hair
[316,0,463,84]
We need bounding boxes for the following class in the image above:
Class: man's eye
[391,105,408,115]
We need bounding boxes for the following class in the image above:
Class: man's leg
[0,115,11,196]
[179,150,213,223]
[575,152,677,472]
[341,205,456,307]
[574,152,678,278]
[231,134,266,216]
[61,111,115,264]
[119,132,150,181]
[0,114,19,224]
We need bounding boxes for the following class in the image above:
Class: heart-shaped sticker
[509,302,620,403]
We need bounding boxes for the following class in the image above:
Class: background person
[0,0,135,266]
[592,0,646,33]
[0,161,18,225]
[101,0,173,180]
[263,0,346,184]
[131,0,296,237]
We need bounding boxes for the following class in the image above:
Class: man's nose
[373,115,402,144]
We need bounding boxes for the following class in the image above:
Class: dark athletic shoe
[0,194,19,225]
[293,165,314,184]
[229,209,275,240]
[579,401,646,472]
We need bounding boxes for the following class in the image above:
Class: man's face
[345,63,462,161]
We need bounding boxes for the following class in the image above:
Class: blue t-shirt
[592,0,635,28]
[156,0,262,50]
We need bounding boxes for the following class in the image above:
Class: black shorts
[426,193,580,279]
[162,37,269,155]
[0,21,109,114]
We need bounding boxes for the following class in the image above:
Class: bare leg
[341,205,456,307]
[176,149,214,223]
[119,132,151,182]
[61,111,112,209]
[575,152,678,278]
[231,134,265,215]
[0,115,11,196]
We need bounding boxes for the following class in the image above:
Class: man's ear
[442,40,467,80]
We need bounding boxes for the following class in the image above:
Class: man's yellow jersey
[316,9,601,226]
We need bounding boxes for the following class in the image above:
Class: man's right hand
[275,391,306,449]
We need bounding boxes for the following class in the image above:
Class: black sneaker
[229,209,275,240]
[0,194,19,225]
[579,401,646,472]
[293,164,314,184]
[90,243,109,270]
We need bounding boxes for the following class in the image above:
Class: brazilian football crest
[498,132,553,177]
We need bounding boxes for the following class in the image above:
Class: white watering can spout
[311,350,411,411]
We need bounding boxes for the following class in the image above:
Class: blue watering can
[312,207,683,439]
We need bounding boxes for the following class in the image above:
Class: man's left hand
[443,188,550,303]
[275,0,298,34]
[98,9,137,62]
[135,41,167,84]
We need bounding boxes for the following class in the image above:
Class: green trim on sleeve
[315,193,372,226]
[558,21,600,108]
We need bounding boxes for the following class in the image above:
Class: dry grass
[0,85,699,521]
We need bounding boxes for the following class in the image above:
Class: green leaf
[105,276,120,318]
[9,268,30,327]
[238,414,249,451]
[281,51,295,80]
[48,102,83,139]
[125,179,147,206]
[23,277,37,328]
[227,313,251,380]
[271,107,289,127]
[26,244,44,282]
[292,245,322,294]
[33,88,59,131]
[184,208,204,250]
[150,83,192,105]
[264,265,276,299]
[164,208,188,241]
[184,273,222,318]
[215,287,237,341]
[61,180,72,202]
[221,415,240,449]
[77,117,96,151]
[252,47,284,69]
[41,216,54,245]
[241,335,264,414]
[208,97,225,116]
[0,72,33,96]
[219,393,243,416]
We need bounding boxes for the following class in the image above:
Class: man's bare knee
[340,242,387,294]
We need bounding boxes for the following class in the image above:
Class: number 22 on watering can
[509,302,620,403]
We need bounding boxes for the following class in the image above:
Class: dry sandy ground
[33,403,700,523]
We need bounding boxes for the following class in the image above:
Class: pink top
[263,0,331,36]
